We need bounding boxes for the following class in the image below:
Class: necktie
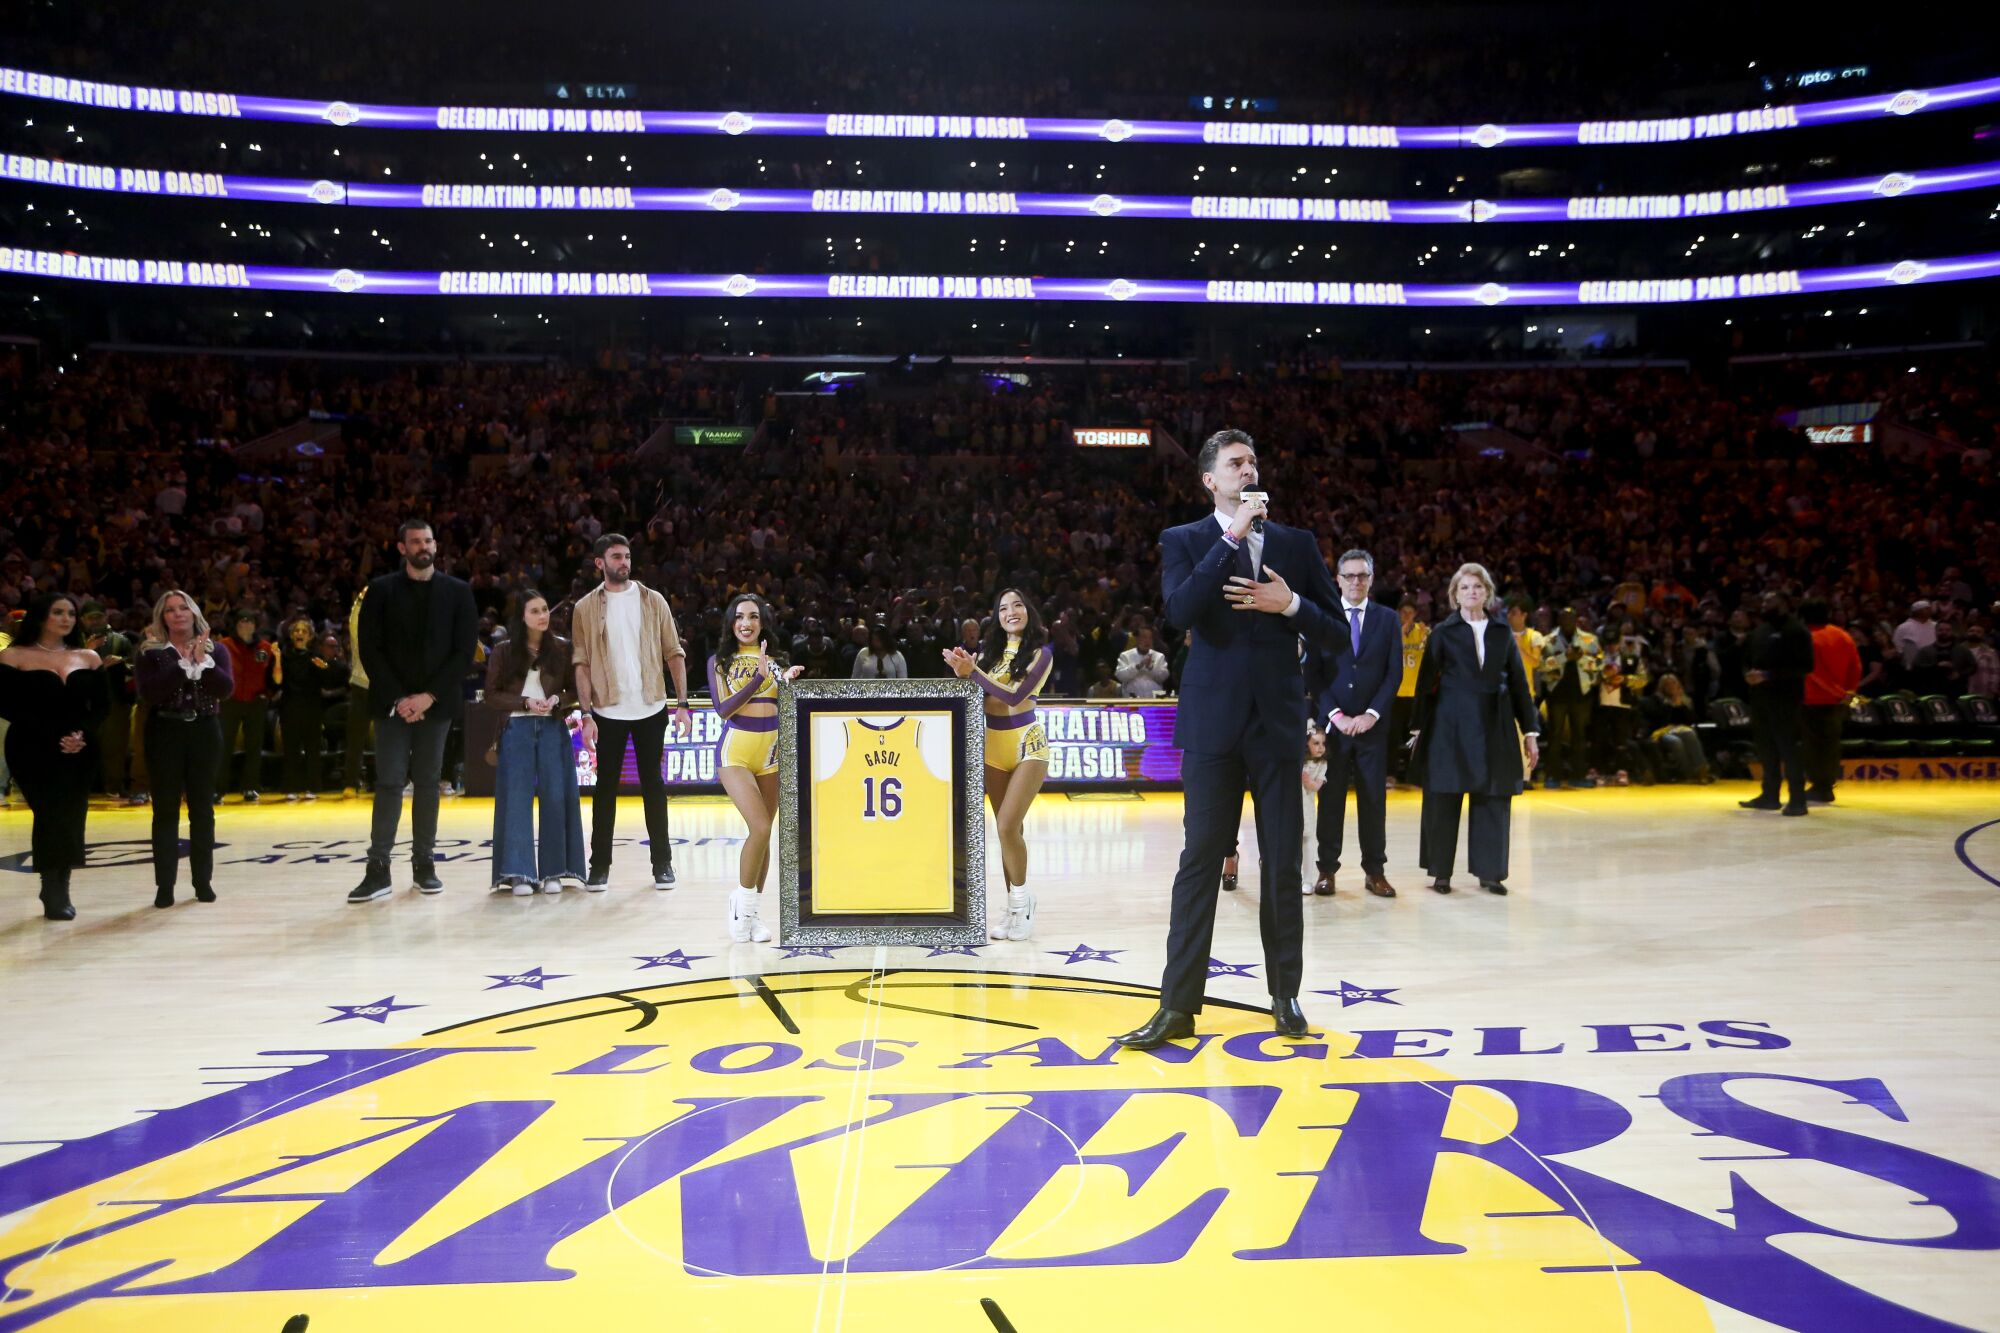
[1349,606,1363,656]
[1232,537,1255,583]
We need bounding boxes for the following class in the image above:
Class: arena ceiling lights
[7,154,1998,225]
[5,65,2000,148]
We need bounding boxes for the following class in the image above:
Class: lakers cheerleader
[944,588,1053,941]
[708,593,804,942]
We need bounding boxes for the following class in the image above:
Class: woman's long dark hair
[715,592,788,667]
[17,593,82,650]
[497,589,564,687]
[976,587,1048,679]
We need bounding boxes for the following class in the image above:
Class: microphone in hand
[1241,488,1268,535]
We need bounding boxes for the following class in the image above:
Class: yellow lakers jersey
[809,715,954,914]
[1397,621,1429,699]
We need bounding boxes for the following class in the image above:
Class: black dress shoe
[1781,802,1808,817]
[155,885,175,909]
[1220,872,1238,892]
[1738,797,1781,811]
[194,884,217,903]
[1114,1008,1195,1050]
[1480,879,1508,895]
[1430,878,1453,894]
[1273,997,1309,1037]
[1310,873,1333,896]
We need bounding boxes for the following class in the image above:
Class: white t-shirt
[1893,618,1937,666]
[595,584,665,721]
[511,667,548,718]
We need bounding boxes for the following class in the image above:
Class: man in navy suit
[1117,429,1345,1050]
[1307,549,1403,898]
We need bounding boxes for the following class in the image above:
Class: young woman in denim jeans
[484,592,586,896]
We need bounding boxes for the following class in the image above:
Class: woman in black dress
[135,590,234,908]
[0,593,108,920]
[1409,563,1541,895]
[274,615,340,800]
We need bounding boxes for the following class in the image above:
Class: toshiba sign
[1073,427,1152,448]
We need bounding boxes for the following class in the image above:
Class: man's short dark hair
[1800,598,1830,627]
[1196,428,1254,480]
[594,533,631,559]
[396,518,432,542]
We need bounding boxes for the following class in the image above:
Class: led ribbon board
[5,66,1999,148]
[8,155,1998,221]
[4,248,1996,304]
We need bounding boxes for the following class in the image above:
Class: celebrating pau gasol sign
[0,970,1994,1330]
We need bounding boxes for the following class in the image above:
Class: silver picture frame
[775,677,989,947]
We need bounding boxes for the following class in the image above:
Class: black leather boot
[41,870,76,921]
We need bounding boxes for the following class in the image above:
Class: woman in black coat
[1409,563,1541,895]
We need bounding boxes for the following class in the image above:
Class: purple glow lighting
[6,65,2000,148]
[5,246,1999,305]
[10,154,2000,221]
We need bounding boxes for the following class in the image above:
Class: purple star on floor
[1207,957,1261,979]
[634,949,713,971]
[1048,943,1125,965]
[1313,980,1402,1007]
[322,996,422,1024]
[484,966,573,991]
[774,944,846,959]
[924,943,987,958]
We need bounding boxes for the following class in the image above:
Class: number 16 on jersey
[861,776,903,819]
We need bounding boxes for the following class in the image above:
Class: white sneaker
[558,874,586,893]
[729,887,773,943]
[540,877,564,895]
[512,879,536,897]
[990,888,1036,942]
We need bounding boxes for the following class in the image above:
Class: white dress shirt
[1115,646,1171,697]
[1213,509,1301,618]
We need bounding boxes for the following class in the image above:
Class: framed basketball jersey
[777,679,989,949]
[808,715,954,913]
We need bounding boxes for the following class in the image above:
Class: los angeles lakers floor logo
[2,969,1994,1330]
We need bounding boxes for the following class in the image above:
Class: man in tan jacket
[572,533,692,890]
